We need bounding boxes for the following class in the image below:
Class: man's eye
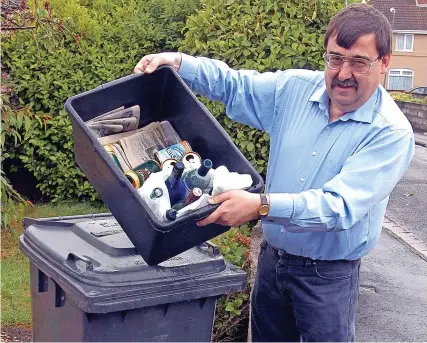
[352,60,368,68]
[330,56,342,63]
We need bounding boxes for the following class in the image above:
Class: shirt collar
[309,83,379,124]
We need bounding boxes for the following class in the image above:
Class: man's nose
[337,61,353,80]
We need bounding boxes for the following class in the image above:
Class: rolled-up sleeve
[178,54,285,134]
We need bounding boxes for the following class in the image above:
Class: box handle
[94,73,141,90]
[188,204,220,221]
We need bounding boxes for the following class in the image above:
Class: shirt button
[280,228,285,233]
[300,178,305,182]
[312,151,317,156]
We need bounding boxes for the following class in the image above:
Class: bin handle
[197,241,220,256]
[65,253,94,272]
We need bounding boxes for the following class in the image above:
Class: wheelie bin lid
[19,213,246,313]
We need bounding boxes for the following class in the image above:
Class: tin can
[103,144,123,171]
[125,159,161,189]
[161,158,178,170]
[185,187,203,205]
[155,140,192,165]
[182,151,202,169]
[125,170,141,188]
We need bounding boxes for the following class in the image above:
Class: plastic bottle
[165,162,186,205]
[183,159,213,193]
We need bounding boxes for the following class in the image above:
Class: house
[371,0,427,90]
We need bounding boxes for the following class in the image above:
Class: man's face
[325,33,390,113]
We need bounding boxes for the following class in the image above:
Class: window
[396,34,414,51]
[388,69,414,90]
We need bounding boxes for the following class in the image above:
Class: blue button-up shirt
[178,54,415,260]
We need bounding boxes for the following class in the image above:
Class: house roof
[370,0,427,31]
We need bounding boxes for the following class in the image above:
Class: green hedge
[2,0,200,201]
[390,92,427,105]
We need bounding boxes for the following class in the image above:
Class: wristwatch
[258,194,270,218]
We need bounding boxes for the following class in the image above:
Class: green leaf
[225,303,235,312]
[246,142,254,152]
[312,11,317,20]
[234,299,243,306]
[221,246,231,254]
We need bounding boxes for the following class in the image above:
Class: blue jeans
[251,240,361,342]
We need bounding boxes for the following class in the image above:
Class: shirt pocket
[324,160,343,182]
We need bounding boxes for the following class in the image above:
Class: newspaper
[101,121,181,171]
[108,143,133,172]
[87,105,140,137]
[98,122,162,145]
[119,129,166,169]
[87,105,183,171]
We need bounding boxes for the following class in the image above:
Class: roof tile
[370,0,427,31]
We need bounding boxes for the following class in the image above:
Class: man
[134,4,414,342]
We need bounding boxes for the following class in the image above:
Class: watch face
[259,205,269,216]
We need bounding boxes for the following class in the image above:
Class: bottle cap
[150,187,163,199]
[198,159,213,177]
[166,208,178,221]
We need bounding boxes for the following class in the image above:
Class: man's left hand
[197,190,261,227]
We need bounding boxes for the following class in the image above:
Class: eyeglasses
[323,53,379,74]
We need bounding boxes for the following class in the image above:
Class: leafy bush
[181,0,345,176]
[390,92,427,105]
[0,87,43,230]
[2,0,201,201]
[211,224,253,341]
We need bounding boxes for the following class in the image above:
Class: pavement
[356,230,427,342]
[414,130,427,148]
[248,130,427,342]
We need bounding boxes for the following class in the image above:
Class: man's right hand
[133,52,182,75]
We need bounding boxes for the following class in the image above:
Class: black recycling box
[64,66,264,265]
[19,214,247,342]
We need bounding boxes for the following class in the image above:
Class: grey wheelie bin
[19,214,246,342]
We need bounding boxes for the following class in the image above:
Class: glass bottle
[165,162,186,205]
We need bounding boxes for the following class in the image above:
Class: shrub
[0,87,43,230]
[390,91,427,105]
[2,0,200,201]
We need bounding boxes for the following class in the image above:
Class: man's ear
[380,54,391,75]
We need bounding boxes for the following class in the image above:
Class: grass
[1,201,108,327]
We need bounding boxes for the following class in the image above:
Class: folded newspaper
[85,105,182,172]
[87,105,140,137]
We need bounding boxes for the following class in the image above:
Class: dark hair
[324,4,392,58]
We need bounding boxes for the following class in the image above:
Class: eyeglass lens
[327,55,370,73]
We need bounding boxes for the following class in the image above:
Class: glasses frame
[323,53,379,74]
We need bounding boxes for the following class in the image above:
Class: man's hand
[197,190,261,227]
[133,52,182,74]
